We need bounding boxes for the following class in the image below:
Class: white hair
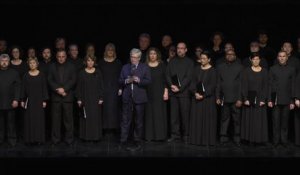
[130,48,142,59]
[0,54,10,61]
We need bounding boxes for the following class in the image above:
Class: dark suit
[0,68,21,145]
[165,56,194,139]
[216,60,244,143]
[119,63,151,143]
[48,61,76,144]
[268,64,296,145]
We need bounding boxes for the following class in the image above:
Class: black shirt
[0,68,21,110]
[268,64,296,105]
[166,56,194,97]
[216,60,244,103]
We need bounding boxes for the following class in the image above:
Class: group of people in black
[1,30,300,152]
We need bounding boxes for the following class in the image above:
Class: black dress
[21,71,48,143]
[98,59,122,129]
[241,67,268,143]
[76,69,104,140]
[189,66,217,146]
[145,63,168,141]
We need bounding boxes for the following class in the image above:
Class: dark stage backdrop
[1,0,300,63]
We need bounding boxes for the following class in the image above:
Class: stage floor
[1,138,300,158]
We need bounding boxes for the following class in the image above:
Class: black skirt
[241,105,268,143]
[189,97,217,146]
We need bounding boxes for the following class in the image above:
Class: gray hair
[130,48,142,59]
[139,33,151,40]
[0,54,10,61]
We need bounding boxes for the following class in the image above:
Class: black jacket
[48,61,77,102]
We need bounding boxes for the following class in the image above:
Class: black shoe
[272,143,279,148]
[51,142,59,147]
[119,142,127,150]
[183,136,188,144]
[220,141,228,146]
[167,136,179,143]
[235,142,241,147]
[8,140,16,148]
[282,143,290,149]
[127,143,142,152]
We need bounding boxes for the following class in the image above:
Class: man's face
[56,39,66,50]
[225,50,236,62]
[0,41,7,53]
[130,53,140,65]
[258,34,268,45]
[278,52,288,65]
[224,43,234,53]
[28,49,36,58]
[42,49,51,60]
[87,46,95,56]
[69,46,79,58]
[0,58,9,69]
[56,51,67,64]
[282,43,293,55]
[250,42,260,53]
[162,35,172,48]
[139,37,150,51]
[251,56,261,67]
[177,43,187,57]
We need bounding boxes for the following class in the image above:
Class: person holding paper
[165,42,194,143]
[20,57,48,145]
[188,51,217,146]
[268,51,296,148]
[241,53,268,145]
[119,48,151,151]
[76,56,104,142]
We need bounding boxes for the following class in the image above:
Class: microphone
[130,64,137,98]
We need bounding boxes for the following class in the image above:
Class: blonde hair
[27,57,39,65]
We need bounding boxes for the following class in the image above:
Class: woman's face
[200,54,210,66]
[29,59,38,70]
[149,50,158,62]
[106,47,114,58]
[12,48,20,59]
[86,58,95,68]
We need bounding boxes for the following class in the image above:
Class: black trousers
[0,109,17,145]
[295,110,300,145]
[51,102,74,144]
[120,101,145,143]
[220,103,241,143]
[169,96,190,138]
[272,105,290,144]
